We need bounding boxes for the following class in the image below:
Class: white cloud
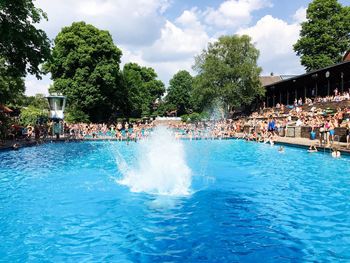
[204,0,272,29]
[119,9,212,85]
[26,0,172,95]
[142,19,210,62]
[25,1,308,95]
[176,9,201,28]
[237,13,304,75]
[120,45,194,86]
[35,0,170,46]
[78,1,116,16]
[293,7,307,24]
[25,74,51,96]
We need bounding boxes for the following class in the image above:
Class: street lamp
[46,94,66,139]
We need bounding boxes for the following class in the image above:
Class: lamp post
[46,94,66,139]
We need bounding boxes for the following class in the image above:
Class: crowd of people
[1,93,350,152]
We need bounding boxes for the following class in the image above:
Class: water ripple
[1,140,350,261]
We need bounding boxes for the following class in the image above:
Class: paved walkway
[276,136,350,151]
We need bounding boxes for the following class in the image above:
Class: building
[263,57,350,107]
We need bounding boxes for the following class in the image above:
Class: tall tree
[294,0,350,71]
[122,63,165,117]
[193,35,264,114]
[165,70,194,116]
[0,0,51,78]
[0,58,25,104]
[45,22,123,122]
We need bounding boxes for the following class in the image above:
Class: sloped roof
[260,76,282,86]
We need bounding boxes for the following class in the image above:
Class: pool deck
[235,133,350,155]
[278,137,350,154]
[1,135,350,156]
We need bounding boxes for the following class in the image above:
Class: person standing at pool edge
[268,116,276,136]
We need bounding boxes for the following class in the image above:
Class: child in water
[308,144,318,153]
[331,147,341,158]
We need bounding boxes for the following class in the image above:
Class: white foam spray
[117,126,192,196]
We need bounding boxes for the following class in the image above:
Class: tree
[294,0,350,71]
[165,70,194,116]
[20,105,48,126]
[44,22,123,122]
[0,0,51,78]
[20,93,48,109]
[193,35,264,114]
[0,58,25,104]
[64,107,90,123]
[18,93,49,126]
[122,63,165,117]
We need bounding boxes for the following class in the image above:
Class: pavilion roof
[264,60,350,89]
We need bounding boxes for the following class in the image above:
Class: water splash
[117,126,192,196]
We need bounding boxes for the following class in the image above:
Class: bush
[182,112,209,123]
[180,114,188,122]
[20,106,47,126]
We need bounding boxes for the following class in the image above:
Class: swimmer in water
[12,143,20,150]
[278,146,284,152]
[331,147,341,158]
[308,145,318,153]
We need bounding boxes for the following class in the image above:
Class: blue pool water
[1,140,350,262]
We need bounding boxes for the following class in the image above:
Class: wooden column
[279,91,282,104]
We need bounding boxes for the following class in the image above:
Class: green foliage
[64,107,90,123]
[193,35,264,115]
[0,0,51,78]
[15,94,49,126]
[20,106,47,126]
[154,101,176,116]
[165,70,194,116]
[20,94,48,109]
[181,112,209,123]
[122,62,165,118]
[294,0,350,71]
[0,114,12,140]
[0,58,25,104]
[45,21,123,122]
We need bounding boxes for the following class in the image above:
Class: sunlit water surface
[1,140,350,262]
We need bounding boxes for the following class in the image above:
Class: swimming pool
[1,139,350,262]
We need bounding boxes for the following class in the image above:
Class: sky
[25,0,350,95]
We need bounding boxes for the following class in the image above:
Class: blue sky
[26,0,350,95]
